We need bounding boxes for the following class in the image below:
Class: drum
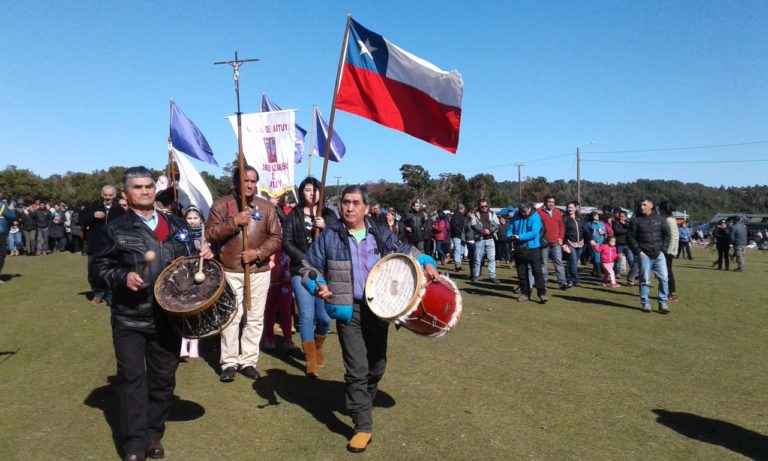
[365,253,462,338]
[154,256,237,339]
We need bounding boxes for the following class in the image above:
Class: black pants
[0,233,7,275]
[716,246,729,270]
[337,302,389,433]
[677,241,692,259]
[112,320,180,455]
[514,247,546,296]
[664,253,676,293]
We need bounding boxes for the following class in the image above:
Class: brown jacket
[205,194,282,273]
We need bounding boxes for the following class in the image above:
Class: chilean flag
[335,18,463,154]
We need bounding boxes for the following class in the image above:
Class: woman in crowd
[384,208,404,241]
[585,210,606,278]
[612,210,637,285]
[563,201,584,287]
[282,176,336,377]
[431,211,449,265]
[659,201,679,301]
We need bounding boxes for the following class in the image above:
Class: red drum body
[365,254,462,338]
[400,276,462,337]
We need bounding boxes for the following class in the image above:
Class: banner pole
[316,15,352,238]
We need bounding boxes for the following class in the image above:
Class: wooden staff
[315,15,352,238]
[167,99,178,205]
[215,51,259,310]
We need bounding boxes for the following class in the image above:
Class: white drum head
[365,253,426,320]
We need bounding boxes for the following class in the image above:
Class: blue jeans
[452,237,464,265]
[7,232,22,252]
[541,244,567,287]
[616,244,637,282]
[566,245,583,284]
[638,252,669,305]
[472,238,496,279]
[434,239,446,261]
[291,275,330,342]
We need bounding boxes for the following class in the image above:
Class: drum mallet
[139,250,156,288]
[193,223,206,284]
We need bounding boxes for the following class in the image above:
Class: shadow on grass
[253,368,395,438]
[85,375,206,457]
[462,286,518,299]
[0,348,19,364]
[556,294,641,311]
[0,273,21,282]
[676,264,724,271]
[652,409,768,460]
[578,285,637,297]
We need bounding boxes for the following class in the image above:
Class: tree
[399,164,431,197]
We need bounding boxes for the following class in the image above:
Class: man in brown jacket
[206,165,282,382]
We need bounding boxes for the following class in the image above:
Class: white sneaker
[641,303,652,313]
[658,303,669,314]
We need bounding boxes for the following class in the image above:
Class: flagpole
[308,105,317,177]
[215,51,260,311]
[316,14,352,237]
[167,99,178,207]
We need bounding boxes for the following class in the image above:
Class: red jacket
[536,206,564,244]
[431,217,448,240]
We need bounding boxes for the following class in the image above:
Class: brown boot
[315,334,326,368]
[303,340,318,377]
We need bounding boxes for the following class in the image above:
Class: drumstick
[194,223,206,284]
[139,250,156,288]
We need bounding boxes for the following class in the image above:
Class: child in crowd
[594,235,621,288]
[263,249,296,352]
[180,207,203,359]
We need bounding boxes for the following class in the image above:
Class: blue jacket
[301,217,422,322]
[507,212,543,250]
[0,201,17,235]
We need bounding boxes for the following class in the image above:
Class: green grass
[1,247,767,460]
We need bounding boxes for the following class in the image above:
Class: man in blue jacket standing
[508,202,547,303]
[301,185,439,453]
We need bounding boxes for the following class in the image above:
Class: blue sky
[1,1,766,187]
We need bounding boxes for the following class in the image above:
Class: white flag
[172,149,214,218]
[226,110,297,198]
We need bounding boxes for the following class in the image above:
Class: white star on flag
[358,38,377,59]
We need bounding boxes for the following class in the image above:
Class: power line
[583,158,768,165]
[582,140,768,155]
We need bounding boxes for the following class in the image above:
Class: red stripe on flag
[335,64,461,153]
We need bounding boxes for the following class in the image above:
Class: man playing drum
[205,165,282,382]
[301,185,439,453]
[91,166,214,461]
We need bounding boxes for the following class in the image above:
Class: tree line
[2,163,766,222]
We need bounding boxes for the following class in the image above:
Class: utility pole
[576,147,581,205]
[335,176,341,198]
[515,163,524,202]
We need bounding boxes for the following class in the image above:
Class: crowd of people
[0,176,759,460]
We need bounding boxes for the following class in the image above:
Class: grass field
[1,247,767,460]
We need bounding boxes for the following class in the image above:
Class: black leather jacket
[282,206,338,276]
[91,211,196,331]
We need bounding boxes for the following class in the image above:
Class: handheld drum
[365,253,462,338]
[154,256,237,338]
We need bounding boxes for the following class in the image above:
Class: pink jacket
[597,243,619,264]
[432,217,448,240]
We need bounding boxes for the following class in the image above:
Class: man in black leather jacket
[92,166,213,461]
